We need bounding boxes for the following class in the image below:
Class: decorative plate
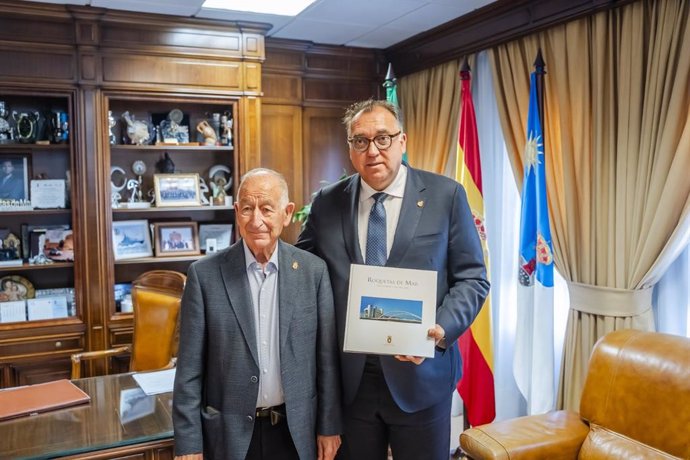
[0,275,35,302]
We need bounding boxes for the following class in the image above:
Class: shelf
[0,208,71,216]
[0,143,69,151]
[0,261,74,272]
[114,255,203,265]
[111,145,233,151]
[113,205,232,213]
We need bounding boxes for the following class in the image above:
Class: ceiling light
[201,0,317,16]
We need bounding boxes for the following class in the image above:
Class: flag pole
[534,49,546,126]
[459,55,472,433]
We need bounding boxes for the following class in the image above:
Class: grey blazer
[173,240,342,459]
[296,166,490,413]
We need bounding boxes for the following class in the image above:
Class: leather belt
[255,404,286,426]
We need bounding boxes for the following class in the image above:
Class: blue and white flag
[513,71,555,415]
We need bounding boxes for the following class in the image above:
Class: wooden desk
[0,373,174,459]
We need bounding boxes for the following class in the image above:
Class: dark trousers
[245,413,299,460]
[338,357,452,460]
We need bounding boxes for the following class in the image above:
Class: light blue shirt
[242,241,283,408]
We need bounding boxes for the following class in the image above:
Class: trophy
[108,110,117,145]
[121,111,151,145]
[0,101,11,143]
[12,110,40,143]
[51,111,69,144]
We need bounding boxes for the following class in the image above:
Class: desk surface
[0,374,173,459]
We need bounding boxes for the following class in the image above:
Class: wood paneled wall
[262,39,385,242]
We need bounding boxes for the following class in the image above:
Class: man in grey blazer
[296,100,489,460]
[173,168,342,460]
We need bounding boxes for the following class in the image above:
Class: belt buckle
[270,409,281,426]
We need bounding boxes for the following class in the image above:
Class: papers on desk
[132,368,176,395]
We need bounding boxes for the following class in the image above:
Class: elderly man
[173,168,342,460]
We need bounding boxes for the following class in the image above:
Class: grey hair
[342,99,403,136]
[237,168,290,207]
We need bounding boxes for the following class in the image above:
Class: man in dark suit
[0,159,25,200]
[296,100,490,460]
[173,168,342,460]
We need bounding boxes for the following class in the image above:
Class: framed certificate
[344,264,437,358]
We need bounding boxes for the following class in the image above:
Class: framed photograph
[153,173,201,207]
[198,223,233,252]
[112,219,153,260]
[154,222,200,257]
[0,155,30,201]
[40,228,74,262]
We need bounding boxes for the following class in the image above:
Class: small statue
[121,111,150,145]
[155,152,175,173]
[197,120,217,146]
[0,101,11,143]
[126,178,142,203]
[220,113,233,147]
[210,176,227,206]
[108,110,117,145]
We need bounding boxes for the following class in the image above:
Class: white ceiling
[21,0,496,49]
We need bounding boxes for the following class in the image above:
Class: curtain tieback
[567,281,653,317]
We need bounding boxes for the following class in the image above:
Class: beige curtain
[399,59,462,175]
[491,0,690,411]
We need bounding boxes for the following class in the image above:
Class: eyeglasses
[347,131,401,153]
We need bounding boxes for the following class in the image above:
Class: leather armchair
[71,270,186,378]
[460,329,690,459]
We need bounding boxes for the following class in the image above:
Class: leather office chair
[71,270,186,379]
[459,329,690,460]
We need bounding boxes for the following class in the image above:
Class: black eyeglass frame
[347,131,402,152]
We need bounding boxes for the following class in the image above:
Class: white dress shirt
[357,164,408,260]
[243,241,284,408]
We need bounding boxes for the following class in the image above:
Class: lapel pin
[292,261,299,270]
[417,200,424,208]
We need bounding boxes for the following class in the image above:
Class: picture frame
[198,223,233,252]
[112,219,153,260]
[153,221,200,257]
[153,173,201,207]
[0,155,30,202]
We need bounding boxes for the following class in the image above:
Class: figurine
[155,152,175,173]
[121,111,151,145]
[197,120,217,146]
[0,101,11,143]
[210,176,227,206]
[220,113,233,147]
[108,110,117,145]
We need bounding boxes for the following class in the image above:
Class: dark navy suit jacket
[296,166,490,412]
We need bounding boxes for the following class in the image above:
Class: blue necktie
[366,192,387,266]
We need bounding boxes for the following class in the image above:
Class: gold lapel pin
[417,200,424,208]
[292,261,299,270]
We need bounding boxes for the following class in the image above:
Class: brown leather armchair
[71,270,186,379]
[460,329,690,459]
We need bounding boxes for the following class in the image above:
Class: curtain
[490,0,690,410]
[399,59,461,176]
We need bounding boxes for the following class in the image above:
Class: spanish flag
[454,62,495,426]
